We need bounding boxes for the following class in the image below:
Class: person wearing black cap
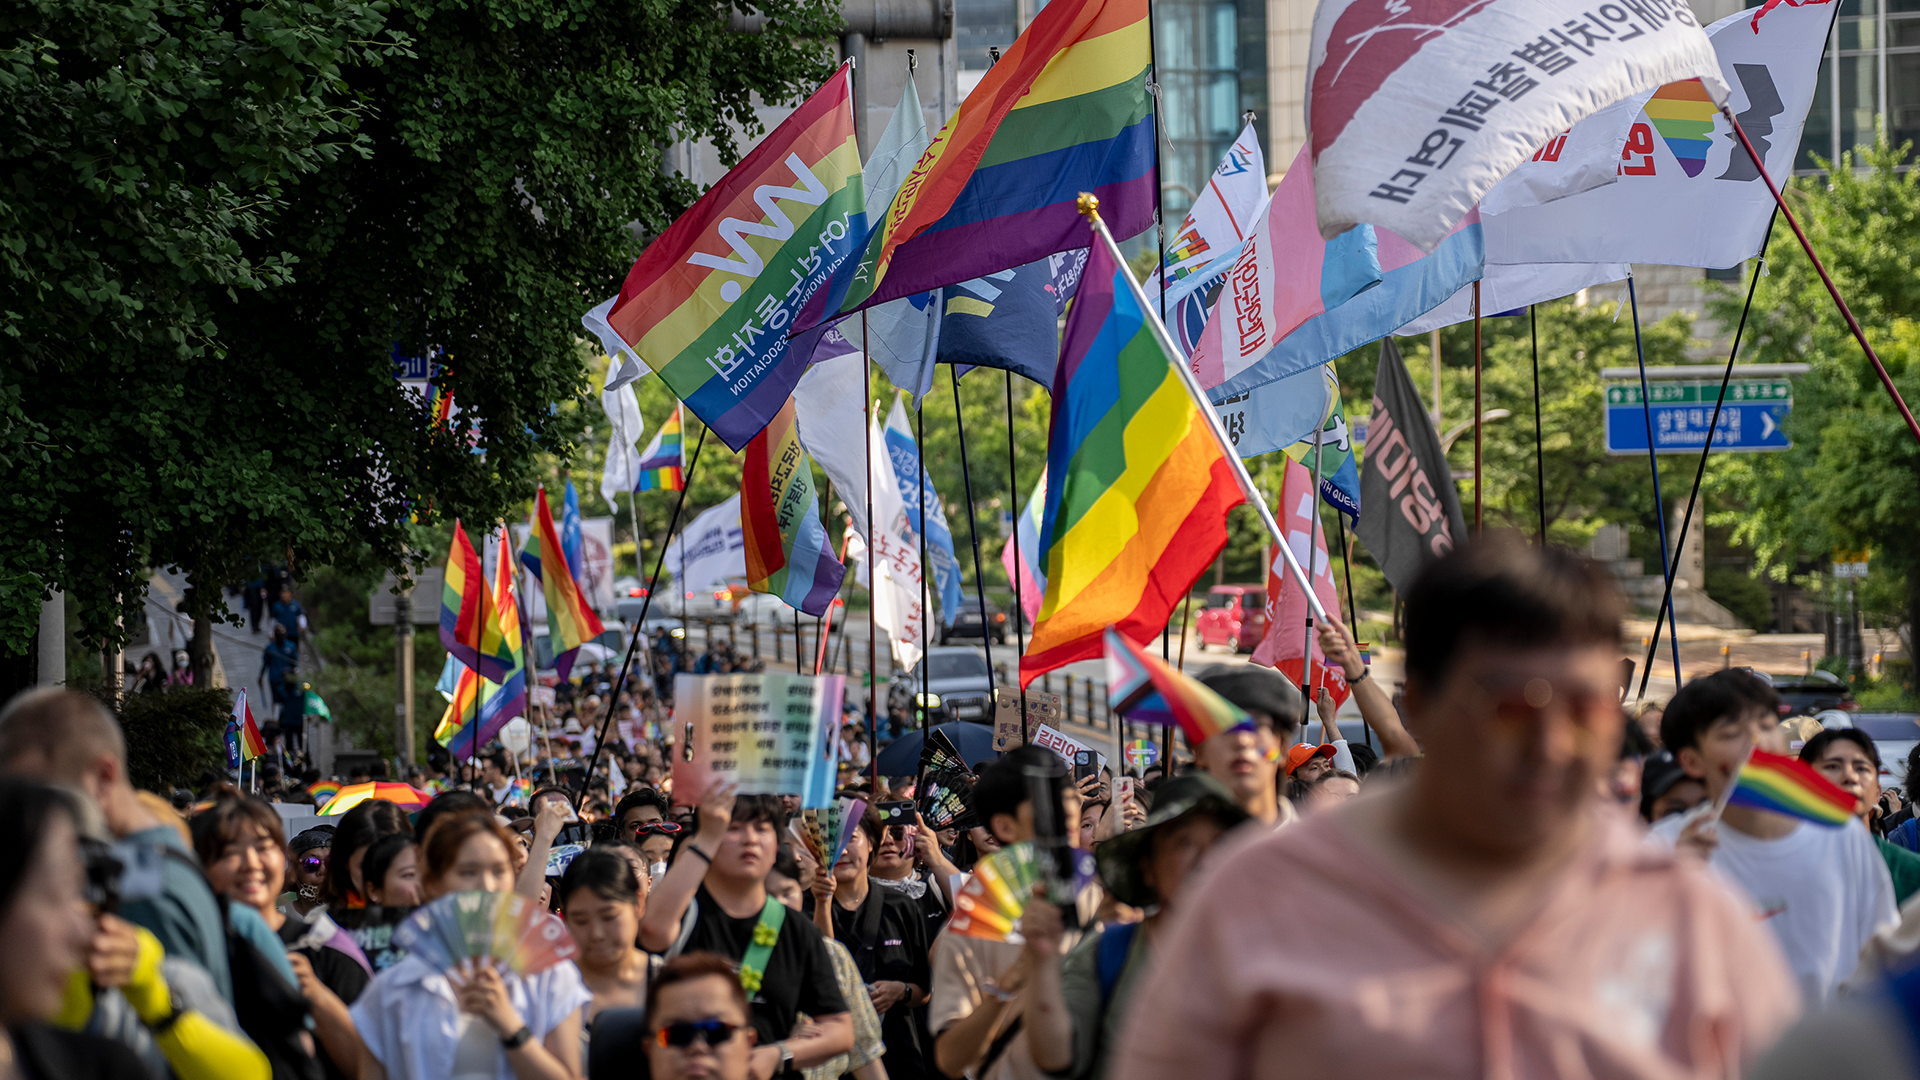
[1190,665,1304,828]
[1639,751,1707,825]
[1026,774,1247,1080]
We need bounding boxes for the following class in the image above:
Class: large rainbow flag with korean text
[797,0,1153,329]
[1020,225,1242,686]
[606,66,864,451]
[742,399,847,618]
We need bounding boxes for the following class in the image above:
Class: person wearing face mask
[349,815,589,1080]
[868,813,959,940]
[283,829,334,919]
[815,814,931,1080]
[192,794,364,1080]
[0,777,152,1080]
[556,848,656,1080]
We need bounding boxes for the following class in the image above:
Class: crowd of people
[8,535,1920,1079]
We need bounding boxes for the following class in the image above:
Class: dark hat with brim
[1095,773,1249,908]
[1194,664,1306,735]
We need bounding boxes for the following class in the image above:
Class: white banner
[1308,0,1726,251]
[868,407,925,671]
[664,495,747,592]
[1479,2,1831,269]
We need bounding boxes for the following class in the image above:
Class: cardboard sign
[671,673,844,807]
[1030,723,1106,773]
[992,687,1063,752]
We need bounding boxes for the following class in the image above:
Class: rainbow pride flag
[636,404,686,491]
[798,0,1153,327]
[438,529,528,758]
[1644,78,1716,178]
[440,521,510,680]
[234,689,267,762]
[742,399,847,617]
[1104,628,1251,745]
[606,66,864,451]
[1019,221,1243,685]
[1728,749,1857,826]
[520,487,604,679]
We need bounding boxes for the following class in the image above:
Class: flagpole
[1626,275,1684,689]
[576,425,709,811]
[1636,212,1778,704]
[916,400,930,740]
[1078,194,1329,622]
[1529,304,1546,545]
[1005,369,1028,720]
[951,366,996,683]
[1722,107,1920,448]
[1335,513,1359,626]
[1303,421,1325,703]
[1472,281,1482,536]
[863,323,879,793]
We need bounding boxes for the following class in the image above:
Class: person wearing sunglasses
[644,953,757,1080]
[1110,535,1799,1080]
[631,821,682,880]
[284,827,334,919]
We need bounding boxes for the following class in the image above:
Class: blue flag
[936,251,1087,387]
[884,396,963,627]
[224,720,241,770]
[561,480,588,597]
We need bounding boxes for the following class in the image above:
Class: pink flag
[1251,456,1349,707]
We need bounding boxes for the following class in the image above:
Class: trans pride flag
[1021,221,1242,686]
[636,404,686,492]
[741,398,847,617]
[999,467,1047,624]
[798,0,1153,327]
[1104,628,1252,746]
[606,66,864,451]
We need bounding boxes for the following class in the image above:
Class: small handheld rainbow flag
[307,780,343,803]
[635,404,686,492]
[1103,627,1251,746]
[1727,748,1857,827]
[233,690,267,763]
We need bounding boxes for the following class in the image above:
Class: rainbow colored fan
[947,843,1043,943]
[394,891,578,975]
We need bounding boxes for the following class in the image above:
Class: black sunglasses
[655,1019,743,1049]
[630,821,683,836]
[298,856,327,872]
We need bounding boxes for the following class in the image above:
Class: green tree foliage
[3,0,840,657]
[1706,132,1920,642]
[116,686,233,792]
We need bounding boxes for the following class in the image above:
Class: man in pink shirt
[1110,536,1800,1080]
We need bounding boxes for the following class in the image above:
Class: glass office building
[1798,0,1920,171]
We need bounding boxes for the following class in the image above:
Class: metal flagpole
[1077,195,1329,620]
[1627,276,1685,688]
[917,400,930,739]
[1635,212,1779,703]
[576,425,708,811]
[951,366,995,682]
[1005,369,1029,719]
[1530,305,1546,545]
[1472,281,1483,535]
[864,322,879,792]
[1302,422,1326,701]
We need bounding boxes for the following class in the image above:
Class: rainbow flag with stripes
[799,0,1153,327]
[437,530,528,757]
[605,66,864,451]
[233,689,267,762]
[742,398,847,617]
[1728,749,1857,827]
[636,404,686,492]
[1104,628,1251,745]
[440,521,511,681]
[520,487,604,679]
[1019,220,1243,686]
[1643,78,1717,178]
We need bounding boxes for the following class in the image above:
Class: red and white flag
[1308,0,1728,251]
[1252,456,1349,707]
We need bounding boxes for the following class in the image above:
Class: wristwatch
[776,1041,794,1071]
[501,1025,534,1051]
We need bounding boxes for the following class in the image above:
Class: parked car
[887,646,994,726]
[1751,669,1857,716]
[1193,585,1267,653]
[940,597,1012,645]
[615,589,685,634]
[732,590,801,628]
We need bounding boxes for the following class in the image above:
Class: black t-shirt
[278,917,372,1080]
[831,884,932,1080]
[681,886,848,1047]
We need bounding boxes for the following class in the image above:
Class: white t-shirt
[1648,812,1897,1001]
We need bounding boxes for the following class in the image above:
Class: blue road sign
[1605,398,1791,454]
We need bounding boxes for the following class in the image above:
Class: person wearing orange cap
[1284,743,1338,783]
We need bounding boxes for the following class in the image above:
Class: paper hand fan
[452,890,504,960]
[918,769,975,830]
[489,893,579,975]
[793,813,829,871]
[946,843,1041,943]
[829,797,867,870]
[921,728,969,776]
[392,904,458,970]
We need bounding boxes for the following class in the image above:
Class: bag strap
[1096,922,1138,1011]
[737,896,786,995]
[666,897,699,960]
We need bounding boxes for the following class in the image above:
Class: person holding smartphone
[820,813,932,1080]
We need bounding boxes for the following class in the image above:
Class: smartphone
[1114,777,1135,805]
[1072,750,1099,783]
[873,800,915,825]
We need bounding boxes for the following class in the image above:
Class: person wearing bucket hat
[1027,774,1248,1080]
[1189,665,1304,828]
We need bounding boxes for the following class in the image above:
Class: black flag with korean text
[1356,339,1467,593]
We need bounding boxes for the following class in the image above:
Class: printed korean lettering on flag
[868,405,927,671]
[1479,0,1834,269]
[1307,0,1727,252]
[1153,123,1269,357]
[1355,339,1467,592]
[1251,456,1349,707]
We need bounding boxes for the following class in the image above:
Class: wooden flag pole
[1078,194,1329,623]
[1723,108,1920,448]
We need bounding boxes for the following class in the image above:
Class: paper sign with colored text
[671,673,845,808]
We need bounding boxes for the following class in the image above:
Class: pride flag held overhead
[234,690,267,763]
[742,398,848,618]
[605,65,864,451]
[438,529,528,758]
[1000,467,1048,624]
[1728,749,1857,827]
[1021,214,1244,686]
[1104,628,1252,746]
[797,0,1154,328]
[520,487,605,679]
[636,404,687,492]
[440,521,511,682]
